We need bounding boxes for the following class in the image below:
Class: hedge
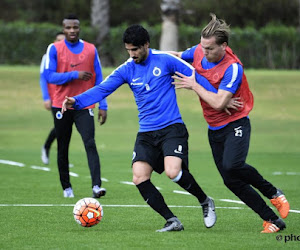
[1,21,299,69]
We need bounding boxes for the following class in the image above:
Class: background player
[45,14,107,198]
[40,31,65,165]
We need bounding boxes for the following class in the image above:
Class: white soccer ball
[73,197,103,227]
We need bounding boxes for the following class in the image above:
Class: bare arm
[172,70,242,111]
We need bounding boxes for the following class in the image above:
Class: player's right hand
[44,100,52,111]
[78,71,93,81]
[62,96,75,113]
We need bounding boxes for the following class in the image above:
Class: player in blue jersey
[40,32,65,165]
[61,24,230,232]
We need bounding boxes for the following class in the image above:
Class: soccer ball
[73,197,103,227]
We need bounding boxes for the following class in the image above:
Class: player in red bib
[45,14,107,198]
[171,13,289,233]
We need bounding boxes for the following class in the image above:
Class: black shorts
[132,123,189,174]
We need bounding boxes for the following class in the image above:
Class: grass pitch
[0,66,299,249]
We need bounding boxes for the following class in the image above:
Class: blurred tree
[91,0,113,66]
[110,0,161,26]
[0,0,298,29]
[160,0,180,51]
[181,0,299,28]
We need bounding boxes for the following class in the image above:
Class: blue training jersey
[73,49,215,132]
[45,39,107,110]
[40,54,50,101]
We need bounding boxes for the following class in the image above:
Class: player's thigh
[132,161,153,185]
[223,117,251,170]
[132,133,164,174]
[52,107,73,140]
[162,123,189,170]
[74,109,95,140]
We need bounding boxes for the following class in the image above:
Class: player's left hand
[98,109,107,125]
[172,70,197,90]
[225,97,243,115]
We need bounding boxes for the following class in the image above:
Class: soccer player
[171,13,290,233]
[62,24,218,232]
[40,32,65,165]
[45,14,107,198]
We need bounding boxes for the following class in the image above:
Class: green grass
[0,66,299,249]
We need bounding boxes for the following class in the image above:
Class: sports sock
[136,179,175,220]
[174,169,207,203]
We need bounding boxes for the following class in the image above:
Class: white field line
[0,204,299,214]
[120,181,135,185]
[0,204,242,209]
[30,166,51,171]
[173,190,190,195]
[173,190,245,205]
[0,159,25,167]
[69,172,79,177]
[121,181,161,190]
[219,199,245,205]
[1,159,299,214]
[272,171,300,176]
[2,159,300,177]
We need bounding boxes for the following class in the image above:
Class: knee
[165,167,181,180]
[219,170,234,189]
[84,138,96,149]
[223,176,243,193]
[133,174,149,186]
[132,162,152,185]
[223,158,245,174]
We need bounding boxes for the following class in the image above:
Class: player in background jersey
[171,13,290,233]
[61,24,241,232]
[40,32,65,165]
[45,14,107,198]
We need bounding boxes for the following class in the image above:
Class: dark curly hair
[123,24,150,47]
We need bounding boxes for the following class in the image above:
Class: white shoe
[156,217,184,232]
[92,185,106,198]
[63,187,74,198]
[41,146,49,165]
[201,197,217,228]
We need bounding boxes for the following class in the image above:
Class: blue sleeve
[94,48,103,85]
[167,54,217,93]
[181,45,197,63]
[73,65,127,110]
[44,43,79,85]
[93,48,108,110]
[219,63,243,94]
[99,97,108,110]
[39,54,50,101]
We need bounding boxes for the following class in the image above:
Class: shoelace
[272,195,287,207]
[164,221,173,227]
[202,204,209,217]
[264,222,279,232]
